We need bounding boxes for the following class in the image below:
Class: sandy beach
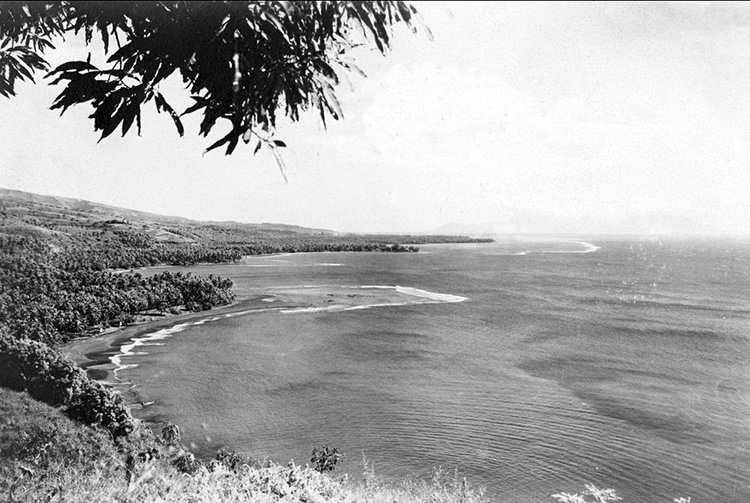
[61,284,466,385]
[60,296,289,382]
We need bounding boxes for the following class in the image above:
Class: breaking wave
[513,241,601,256]
[280,285,467,314]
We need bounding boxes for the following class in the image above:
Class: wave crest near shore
[280,285,467,314]
[512,241,601,256]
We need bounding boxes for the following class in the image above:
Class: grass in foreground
[0,388,492,503]
[0,389,692,503]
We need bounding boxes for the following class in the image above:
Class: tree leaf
[2,1,427,154]
[203,129,236,155]
[225,134,240,156]
[242,128,252,144]
[154,91,185,137]
[47,60,98,77]
[321,82,343,120]
[269,144,289,184]
[181,96,210,117]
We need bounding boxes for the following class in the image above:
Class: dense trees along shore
[0,234,235,345]
[0,231,491,344]
[0,189,492,346]
[0,190,493,490]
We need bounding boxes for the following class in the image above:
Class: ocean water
[109,237,750,502]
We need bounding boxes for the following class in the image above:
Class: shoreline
[59,279,470,439]
[60,295,301,382]
[62,283,467,387]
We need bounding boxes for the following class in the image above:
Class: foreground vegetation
[1,388,694,503]
[0,388,491,503]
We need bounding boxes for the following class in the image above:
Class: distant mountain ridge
[0,187,338,237]
[0,188,493,250]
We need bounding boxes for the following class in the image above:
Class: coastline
[61,283,466,387]
[60,295,298,383]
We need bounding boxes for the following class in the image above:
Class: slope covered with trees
[0,187,499,498]
[0,187,491,345]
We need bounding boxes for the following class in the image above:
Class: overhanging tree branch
[0,1,427,158]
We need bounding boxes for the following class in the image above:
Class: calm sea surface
[109,237,750,502]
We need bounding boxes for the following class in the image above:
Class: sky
[2,1,750,235]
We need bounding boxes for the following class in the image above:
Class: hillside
[0,188,490,253]
[0,188,493,346]
[0,189,504,503]
[0,187,338,247]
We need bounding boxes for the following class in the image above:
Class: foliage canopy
[0,1,427,155]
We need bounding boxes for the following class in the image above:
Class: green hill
[0,187,490,256]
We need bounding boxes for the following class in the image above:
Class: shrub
[311,444,343,473]
[66,382,134,439]
[173,451,201,474]
[0,330,86,406]
[161,422,181,447]
[215,448,252,472]
[0,331,135,439]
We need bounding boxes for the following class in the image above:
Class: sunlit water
[104,237,750,502]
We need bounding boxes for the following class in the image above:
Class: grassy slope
[0,388,496,503]
[0,388,122,493]
[2,392,676,503]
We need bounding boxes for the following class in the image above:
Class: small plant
[173,450,201,474]
[311,444,343,473]
[553,483,621,503]
[160,422,180,447]
[214,448,251,472]
[360,454,385,492]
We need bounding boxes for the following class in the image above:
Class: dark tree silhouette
[0,1,429,156]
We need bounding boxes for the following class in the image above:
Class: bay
[100,237,750,502]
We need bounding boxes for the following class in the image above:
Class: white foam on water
[280,305,348,314]
[109,307,282,380]
[281,301,416,314]
[280,285,467,314]
[359,285,467,303]
[109,284,466,375]
[394,285,468,303]
[512,241,601,256]
[110,323,190,378]
[247,262,343,268]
